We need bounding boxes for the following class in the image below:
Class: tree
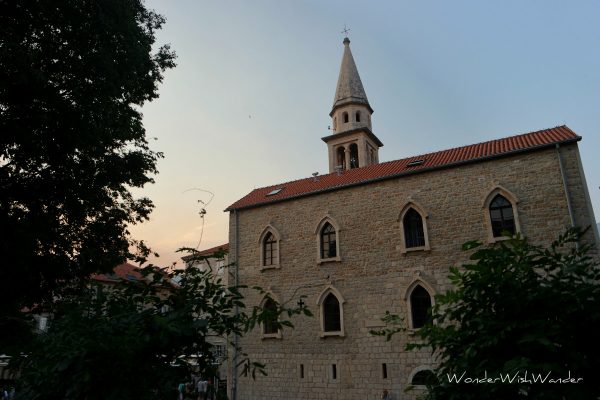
[373,229,600,400]
[0,1,175,350]
[14,251,312,400]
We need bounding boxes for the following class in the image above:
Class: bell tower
[323,37,383,173]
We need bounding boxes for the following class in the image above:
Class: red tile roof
[195,243,229,257]
[226,126,580,211]
[91,262,144,283]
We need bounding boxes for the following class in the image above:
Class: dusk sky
[131,0,600,267]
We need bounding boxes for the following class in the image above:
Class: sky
[131,0,600,267]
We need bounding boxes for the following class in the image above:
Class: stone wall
[228,143,597,400]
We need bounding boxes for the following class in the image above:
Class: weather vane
[341,25,350,37]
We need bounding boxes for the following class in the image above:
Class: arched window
[343,112,349,123]
[410,285,432,329]
[336,147,346,170]
[349,143,359,169]
[489,194,515,237]
[403,208,425,248]
[355,111,361,122]
[411,369,436,386]
[262,298,279,335]
[320,223,337,259]
[323,293,341,332]
[333,117,337,130]
[263,232,277,266]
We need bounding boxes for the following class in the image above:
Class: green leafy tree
[15,251,312,400]
[0,0,175,350]
[374,229,600,400]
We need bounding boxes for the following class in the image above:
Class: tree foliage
[375,229,600,400]
[0,0,175,350]
[15,252,311,400]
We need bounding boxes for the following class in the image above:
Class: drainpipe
[556,144,579,251]
[231,209,240,400]
[556,144,575,228]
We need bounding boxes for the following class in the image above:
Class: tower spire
[331,36,372,117]
[322,37,383,174]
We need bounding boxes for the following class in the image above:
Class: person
[177,382,186,400]
[196,377,207,400]
[381,389,392,400]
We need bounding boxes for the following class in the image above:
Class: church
[225,37,598,399]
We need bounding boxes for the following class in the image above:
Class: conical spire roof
[331,37,372,115]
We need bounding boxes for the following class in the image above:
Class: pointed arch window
[404,208,425,248]
[323,293,341,332]
[410,285,432,329]
[262,298,279,335]
[263,232,277,267]
[258,226,281,269]
[317,287,345,337]
[320,223,337,259]
[399,203,430,253]
[489,194,515,237]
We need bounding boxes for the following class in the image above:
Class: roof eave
[321,127,384,147]
[329,100,373,116]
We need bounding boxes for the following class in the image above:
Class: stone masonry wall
[228,143,597,400]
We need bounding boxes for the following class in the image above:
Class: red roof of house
[91,262,144,283]
[226,125,580,211]
[195,243,229,257]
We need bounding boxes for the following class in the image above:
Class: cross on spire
[341,25,350,37]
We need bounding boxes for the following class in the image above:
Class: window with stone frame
[262,232,277,267]
[320,222,337,259]
[323,293,341,332]
[410,285,432,329]
[489,194,515,237]
[262,297,279,335]
[403,208,425,248]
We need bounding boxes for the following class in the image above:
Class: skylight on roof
[406,159,425,167]
[266,188,283,196]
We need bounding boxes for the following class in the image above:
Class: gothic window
[411,370,436,386]
[343,112,349,123]
[263,232,277,266]
[323,293,341,332]
[259,226,280,269]
[349,143,359,169]
[262,298,279,335]
[355,111,361,122]
[403,208,425,248]
[320,223,337,259]
[410,285,432,329]
[489,194,515,237]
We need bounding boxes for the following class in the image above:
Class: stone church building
[225,37,598,399]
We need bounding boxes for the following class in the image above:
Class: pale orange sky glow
[129,0,600,268]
